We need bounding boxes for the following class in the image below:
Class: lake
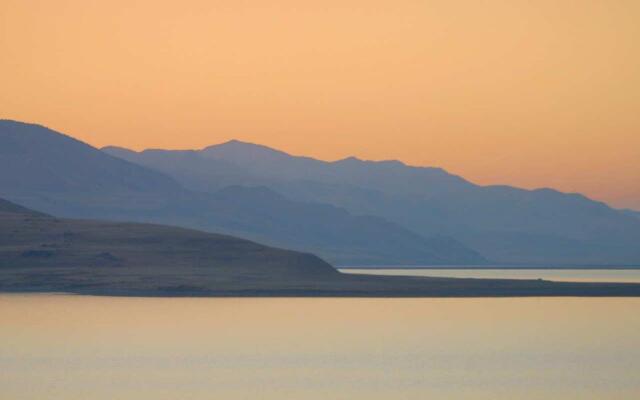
[1,294,639,399]
[340,268,640,282]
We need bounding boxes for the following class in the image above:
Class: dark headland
[2,198,640,297]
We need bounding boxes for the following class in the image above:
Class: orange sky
[1,1,639,208]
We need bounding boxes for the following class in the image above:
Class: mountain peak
[205,139,285,153]
[337,156,362,163]
[1,120,183,197]
[0,119,46,129]
[336,156,408,168]
[201,139,294,162]
[101,145,138,155]
[224,139,247,145]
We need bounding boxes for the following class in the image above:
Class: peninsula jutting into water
[2,197,640,298]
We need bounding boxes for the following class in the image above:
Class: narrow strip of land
[2,266,640,297]
[3,198,640,298]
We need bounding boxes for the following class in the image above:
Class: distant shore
[3,266,640,298]
[338,265,640,270]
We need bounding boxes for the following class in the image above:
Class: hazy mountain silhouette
[1,121,182,195]
[104,139,640,266]
[104,140,470,196]
[621,209,640,220]
[202,185,483,265]
[1,120,485,265]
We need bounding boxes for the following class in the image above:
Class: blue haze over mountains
[2,120,639,266]
[0,120,482,265]
[621,209,640,220]
[103,139,640,266]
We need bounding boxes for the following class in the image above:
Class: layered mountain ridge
[104,137,640,266]
[1,120,484,265]
[3,119,639,266]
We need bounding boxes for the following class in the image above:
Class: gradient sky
[2,1,639,208]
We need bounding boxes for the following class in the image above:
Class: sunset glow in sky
[2,1,639,208]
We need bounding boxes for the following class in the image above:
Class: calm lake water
[340,268,640,282]
[1,294,639,399]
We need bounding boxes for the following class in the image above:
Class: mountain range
[2,119,640,266]
[0,120,483,265]
[104,139,640,266]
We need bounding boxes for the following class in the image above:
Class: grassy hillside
[0,198,336,279]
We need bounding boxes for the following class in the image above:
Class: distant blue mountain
[621,209,640,220]
[104,140,640,266]
[0,120,484,265]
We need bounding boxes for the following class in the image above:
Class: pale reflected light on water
[340,268,640,282]
[1,294,639,399]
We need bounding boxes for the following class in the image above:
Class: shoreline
[3,269,640,298]
[337,265,640,270]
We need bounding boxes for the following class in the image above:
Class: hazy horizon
[3,3,640,399]
[4,118,638,211]
[2,1,639,208]
[104,135,638,210]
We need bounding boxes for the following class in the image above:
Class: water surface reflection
[1,294,639,399]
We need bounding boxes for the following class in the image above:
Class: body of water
[1,294,639,399]
[340,268,640,282]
